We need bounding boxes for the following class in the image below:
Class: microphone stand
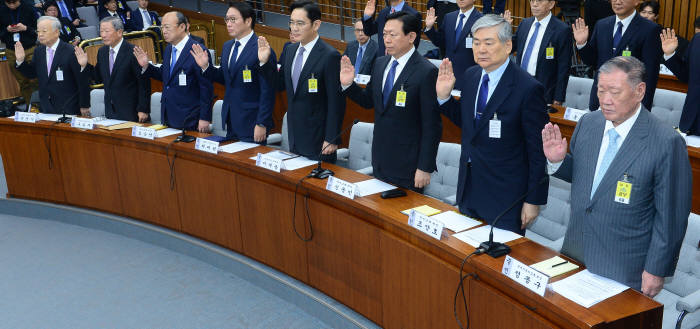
[174,109,198,143]
[308,119,359,179]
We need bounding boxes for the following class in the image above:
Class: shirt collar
[535,12,552,26]
[604,103,642,141]
[140,7,149,13]
[459,6,474,17]
[236,30,254,48]
[391,46,415,67]
[110,37,123,54]
[616,10,636,28]
[48,38,60,51]
[299,34,319,52]
[480,58,509,85]
[108,10,117,15]
[391,1,405,12]
[173,35,190,53]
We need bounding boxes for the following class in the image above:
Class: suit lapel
[460,10,480,42]
[471,62,515,141]
[518,17,534,62]
[231,35,256,76]
[221,41,231,76]
[109,41,129,83]
[294,40,323,97]
[535,20,556,67]
[167,38,192,84]
[462,68,480,140]
[445,12,457,50]
[388,51,420,101]
[347,42,357,64]
[49,42,65,80]
[614,14,641,56]
[285,42,298,94]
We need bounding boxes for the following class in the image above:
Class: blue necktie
[591,129,620,198]
[475,74,489,126]
[57,1,72,20]
[520,22,540,69]
[382,60,399,107]
[613,21,623,51]
[454,13,465,45]
[228,41,240,76]
[355,46,364,76]
[169,47,177,77]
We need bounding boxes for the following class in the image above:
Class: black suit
[363,4,421,55]
[129,7,160,31]
[0,2,37,48]
[344,50,442,190]
[665,33,700,134]
[342,39,378,76]
[578,12,661,110]
[262,38,346,161]
[99,10,133,32]
[17,40,90,114]
[513,15,573,104]
[58,16,81,44]
[84,40,149,121]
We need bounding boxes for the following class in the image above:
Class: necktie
[613,21,623,50]
[355,46,364,76]
[591,129,620,198]
[169,46,177,76]
[382,60,399,107]
[229,41,240,76]
[520,22,540,70]
[292,46,305,92]
[57,1,72,20]
[454,13,465,45]
[109,48,115,74]
[475,74,489,125]
[142,10,152,26]
[46,47,54,76]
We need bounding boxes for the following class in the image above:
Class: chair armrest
[356,166,373,176]
[444,194,457,206]
[267,133,281,145]
[677,289,700,313]
[337,148,349,160]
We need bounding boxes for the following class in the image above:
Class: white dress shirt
[522,12,552,76]
[577,11,637,50]
[228,30,254,66]
[382,46,415,89]
[291,34,319,73]
[139,8,152,29]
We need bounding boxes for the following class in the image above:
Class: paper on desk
[94,119,127,127]
[530,256,579,278]
[452,225,522,248]
[430,211,481,233]
[219,141,259,153]
[550,269,628,308]
[155,128,181,138]
[37,113,73,122]
[354,179,395,197]
[283,156,317,170]
[685,135,700,148]
[249,150,298,161]
[401,205,441,216]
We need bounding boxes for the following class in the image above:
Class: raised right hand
[339,55,355,86]
[133,46,149,69]
[501,10,513,25]
[258,36,271,65]
[541,123,568,163]
[189,43,209,70]
[74,45,88,68]
[425,7,437,29]
[14,41,25,63]
[364,0,376,18]
[660,28,679,56]
[572,18,589,46]
[436,58,456,100]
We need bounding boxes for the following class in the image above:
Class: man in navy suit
[513,0,572,105]
[362,0,421,55]
[130,0,160,31]
[258,1,345,162]
[191,1,274,143]
[572,0,661,111]
[661,27,700,134]
[436,14,549,234]
[424,0,481,91]
[99,0,132,32]
[134,11,213,132]
[342,19,378,77]
[340,12,442,191]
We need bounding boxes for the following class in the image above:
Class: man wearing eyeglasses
[342,19,378,76]
[362,0,421,55]
[258,1,345,163]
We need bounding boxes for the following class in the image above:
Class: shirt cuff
[437,97,450,106]
[663,52,676,61]
[341,83,352,91]
[15,60,23,67]
[547,160,563,175]
[201,63,209,73]
[576,42,586,50]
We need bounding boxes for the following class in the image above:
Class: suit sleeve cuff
[576,42,586,50]
[547,160,563,175]
[437,97,450,105]
[663,52,676,61]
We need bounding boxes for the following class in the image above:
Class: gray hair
[100,16,124,31]
[599,56,646,88]
[37,16,61,33]
[471,14,512,43]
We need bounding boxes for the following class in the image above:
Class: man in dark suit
[362,0,421,55]
[542,56,691,295]
[426,0,457,34]
[584,0,613,32]
[513,0,572,105]
[98,0,130,18]
[661,28,700,134]
[99,0,132,31]
[54,0,81,27]
[44,1,82,45]
[424,0,481,91]
[436,14,549,234]
[340,12,442,191]
[342,19,378,77]
[75,16,149,122]
[1,0,38,104]
[134,11,213,132]
[15,16,90,115]
[190,1,274,143]
[258,1,345,162]
[482,0,505,15]
[573,0,661,111]
[130,0,160,31]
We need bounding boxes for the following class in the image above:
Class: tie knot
[617,21,623,29]
[110,48,115,54]
[234,41,240,47]
[482,74,490,83]
[299,46,306,54]
[608,128,620,142]
[391,60,399,69]
[534,21,540,28]
[459,13,465,19]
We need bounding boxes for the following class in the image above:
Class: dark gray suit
[342,39,378,76]
[554,108,691,289]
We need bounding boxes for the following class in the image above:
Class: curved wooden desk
[0,118,661,328]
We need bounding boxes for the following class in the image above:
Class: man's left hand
[80,108,91,117]
[198,120,210,133]
[641,271,664,298]
[321,141,337,154]
[520,202,540,229]
[414,169,431,189]
[137,112,148,123]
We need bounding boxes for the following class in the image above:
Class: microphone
[544,83,559,114]
[478,176,549,258]
[174,109,199,143]
[308,119,359,179]
[49,92,79,123]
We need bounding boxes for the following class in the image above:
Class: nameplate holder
[501,255,549,296]
[195,137,219,154]
[14,112,37,123]
[407,209,444,240]
[325,176,356,199]
[564,107,587,122]
[71,117,94,130]
[131,126,156,140]
[255,153,284,172]
[354,74,371,85]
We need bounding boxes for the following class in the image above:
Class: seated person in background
[98,0,132,31]
[54,0,82,27]
[639,1,688,57]
[97,0,129,18]
[342,19,378,77]
[44,1,82,45]
[0,0,39,104]
[130,0,160,31]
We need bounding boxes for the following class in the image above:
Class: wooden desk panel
[470,279,558,329]
[0,60,21,100]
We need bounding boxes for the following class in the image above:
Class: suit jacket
[129,8,160,31]
[85,41,149,121]
[363,4,421,55]
[578,13,661,110]
[555,108,691,290]
[665,33,700,134]
[143,37,213,130]
[58,16,81,44]
[342,39,378,76]
[99,10,132,31]
[203,34,276,141]
[262,38,346,161]
[0,3,37,48]
[514,15,572,104]
[98,0,130,17]
[439,61,549,234]
[55,0,80,22]
[344,51,442,189]
[424,8,482,90]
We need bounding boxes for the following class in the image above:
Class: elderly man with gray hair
[15,15,90,117]
[542,56,692,296]
[435,14,549,235]
[75,16,149,122]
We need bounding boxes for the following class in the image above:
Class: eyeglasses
[224,16,240,23]
[529,0,552,3]
[288,20,308,28]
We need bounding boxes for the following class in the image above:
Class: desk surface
[0,118,662,328]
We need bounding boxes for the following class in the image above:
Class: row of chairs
[74,1,141,40]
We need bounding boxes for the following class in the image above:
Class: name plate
[131,126,156,140]
[325,176,357,199]
[71,117,94,130]
[195,137,219,154]
[501,255,549,296]
[407,209,444,240]
[564,107,588,122]
[14,112,37,123]
[354,74,371,85]
[255,152,283,172]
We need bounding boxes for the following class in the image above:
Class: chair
[651,89,686,128]
[654,213,700,329]
[126,0,138,11]
[77,26,99,40]
[563,76,594,111]
[0,153,7,199]
[525,177,571,252]
[424,142,461,205]
[336,122,374,175]
[77,6,99,27]
[150,92,161,124]
[267,112,288,151]
[90,89,105,118]
[211,100,226,137]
